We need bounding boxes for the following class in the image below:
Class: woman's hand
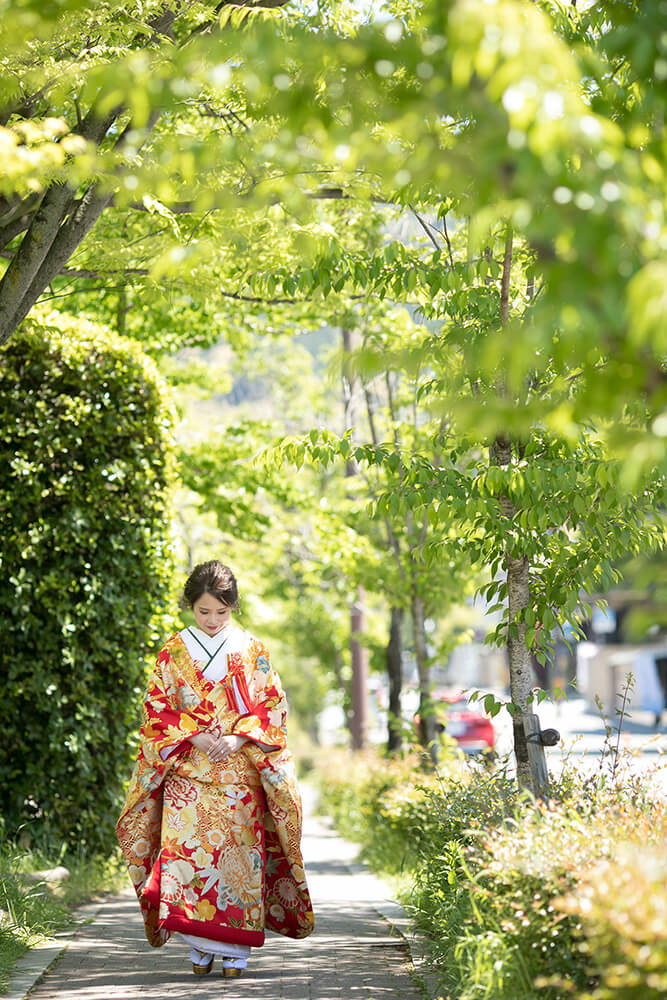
[208,734,248,762]
[189,732,216,755]
[188,732,248,762]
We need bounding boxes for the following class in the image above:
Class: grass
[0,840,127,995]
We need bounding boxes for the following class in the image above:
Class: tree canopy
[2,2,665,463]
[3,0,666,784]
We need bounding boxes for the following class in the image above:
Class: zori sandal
[190,948,214,975]
[222,956,246,978]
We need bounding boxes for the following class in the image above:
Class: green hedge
[317,749,667,1000]
[0,320,175,855]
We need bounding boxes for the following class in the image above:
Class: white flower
[128,864,145,886]
[225,787,245,805]
[192,847,213,869]
[169,859,195,885]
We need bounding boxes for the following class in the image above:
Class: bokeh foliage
[0,317,176,854]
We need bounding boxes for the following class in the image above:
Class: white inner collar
[179,623,250,685]
[187,622,233,655]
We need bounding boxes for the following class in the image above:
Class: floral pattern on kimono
[116,631,314,949]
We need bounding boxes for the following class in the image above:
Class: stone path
[16,804,424,1000]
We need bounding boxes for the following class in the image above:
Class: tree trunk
[363,379,407,754]
[0,181,75,342]
[342,327,369,750]
[9,186,115,336]
[507,552,534,790]
[0,108,123,345]
[411,590,436,760]
[491,434,534,791]
[386,605,404,753]
[491,224,536,789]
[349,587,368,750]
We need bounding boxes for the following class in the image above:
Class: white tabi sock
[190,948,214,966]
[222,955,248,969]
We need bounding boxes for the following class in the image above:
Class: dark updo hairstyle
[182,561,240,611]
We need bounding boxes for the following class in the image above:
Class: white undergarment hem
[179,932,251,959]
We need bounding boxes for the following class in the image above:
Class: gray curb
[4,900,105,1000]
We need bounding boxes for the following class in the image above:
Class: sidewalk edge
[3,900,106,1000]
[312,812,441,1000]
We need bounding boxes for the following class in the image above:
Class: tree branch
[0,207,40,251]
[442,212,455,269]
[61,264,149,279]
[409,204,441,251]
[500,226,513,327]
[0,104,125,343]
[0,192,43,231]
[127,184,364,216]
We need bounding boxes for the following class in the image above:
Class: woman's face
[192,592,232,636]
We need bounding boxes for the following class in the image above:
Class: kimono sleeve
[141,647,216,764]
[232,642,288,750]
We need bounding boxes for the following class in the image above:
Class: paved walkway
[16,799,424,1000]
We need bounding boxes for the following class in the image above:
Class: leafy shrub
[316,745,470,875]
[0,318,175,855]
[454,786,667,1000]
[317,749,667,1000]
[556,812,667,1000]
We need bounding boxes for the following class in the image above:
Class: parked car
[417,690,496,755]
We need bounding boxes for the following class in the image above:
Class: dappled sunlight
[28,817,418,1000]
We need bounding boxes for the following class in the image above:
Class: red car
[433,691,496,754]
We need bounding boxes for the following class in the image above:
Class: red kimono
[116,627,314,950]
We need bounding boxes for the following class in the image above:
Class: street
[492,695,667,794]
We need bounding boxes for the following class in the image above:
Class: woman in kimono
[116,561,314,978]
